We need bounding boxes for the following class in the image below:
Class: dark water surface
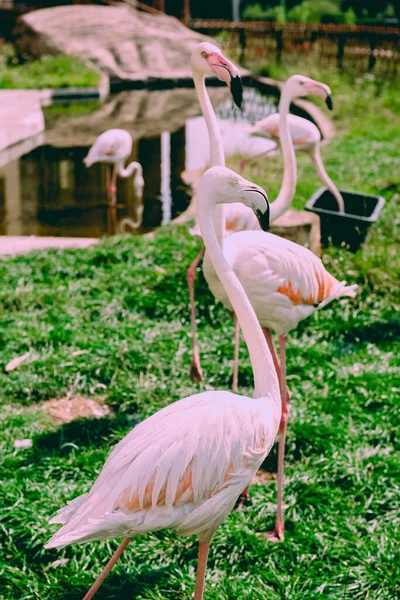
[0,87,278,238]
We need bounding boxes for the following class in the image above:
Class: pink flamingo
[45,167,281,600]
[240,112,345,212]
[83,129,144,208]
[198,76,357,541]
[188,42,262,384]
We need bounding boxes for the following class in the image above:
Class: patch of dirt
[251,469,276,485]
[41,395,112,425]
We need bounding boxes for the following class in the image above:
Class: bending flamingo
[240,112,344,212]
[45,167,280,600]
[203,78,357,541]
[84,129,144,207]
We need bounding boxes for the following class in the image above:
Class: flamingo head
[191,42,243,109]
[285,75,333,110]
[198,166,270,231]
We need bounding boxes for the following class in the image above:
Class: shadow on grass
[54,565,175,600]
[16,414,142,469]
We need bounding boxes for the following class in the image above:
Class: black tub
[306,187,385,252]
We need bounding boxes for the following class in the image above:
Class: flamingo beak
[304,81,333,110]
[325,94,333,110]
[243,186,270,231]
[206,52,243,109]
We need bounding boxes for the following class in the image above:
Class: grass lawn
[0,42,100,89]
[0,70,399,599]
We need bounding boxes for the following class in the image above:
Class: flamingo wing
[220,231,357,334]
[46,391,276,547]
[250,113,321,147]
[84,129,132,166]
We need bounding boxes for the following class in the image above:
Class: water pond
[0,86,278,238]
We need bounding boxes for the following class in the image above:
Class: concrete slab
[0,236,97,256]
[0,90,45,153]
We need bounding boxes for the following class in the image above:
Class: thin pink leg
[187,245,205,383]
[106,165,112,206]
[82,537,130,600]
[239,148,275,173]
[232,313,240,393]
[110,165,118,207]
[267,333,290,543]
[194,541,210,600]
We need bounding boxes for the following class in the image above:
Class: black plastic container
[306,187,385,252]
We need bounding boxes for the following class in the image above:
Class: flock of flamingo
[45,43,357,599]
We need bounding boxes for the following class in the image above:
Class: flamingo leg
[187,245,205,383]
[267,333,290,543]
[106,165,112,206]
[82,537,131,600]
[110,165,118,207]
[239,147,276,173]
[232,313,240,393]
[194,541,210,600]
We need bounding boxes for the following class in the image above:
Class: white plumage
[83,129,133,167]
[45,166,280,600]
[46,391,279,548]
[204,229,357,336]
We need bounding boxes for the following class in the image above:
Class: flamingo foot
[264,525,284,543]
[235,487,249,511]
[190,360,203,383]
[239,159,248,173]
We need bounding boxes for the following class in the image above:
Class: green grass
[0,43,100,89]
[0,69,399,599]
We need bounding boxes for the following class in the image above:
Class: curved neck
[197,193,279,399]
[117,161,142,179]
[193,68,225,245]
[270,89,297,221]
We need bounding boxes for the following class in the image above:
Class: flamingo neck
[117,161,142,179]
[197,191,279,399]
[270,88,297,221]
[193,68,225,246]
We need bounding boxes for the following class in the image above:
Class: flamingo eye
[232,177,239,185]
[201,51,207,58]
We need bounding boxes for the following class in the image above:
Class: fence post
[276,29,283,63]
[239,27,246,65]
[337,35,345,70]
[368,37,376,71]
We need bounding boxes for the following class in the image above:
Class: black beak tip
[256,208,270,232]
[230,75,243,109]
[325,94,333,110]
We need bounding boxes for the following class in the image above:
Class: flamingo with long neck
[196,76,356,542]
[45,167,280,600]
[190,69,334,389]
[240,112,345,212]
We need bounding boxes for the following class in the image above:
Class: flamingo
[45,167,281,600]
[240,112,345,212]
[202,78,357,542]
[83,129,144,208]
[188,42,261,384]
[187,58,337,389]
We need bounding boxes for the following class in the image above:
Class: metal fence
[191,20,400,77]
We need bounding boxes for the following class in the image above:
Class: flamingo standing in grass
[45,167,281,600]
[197,75,357,541]
[240,112,345,212]
[187,42,262,384]
[84,129,145,208]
